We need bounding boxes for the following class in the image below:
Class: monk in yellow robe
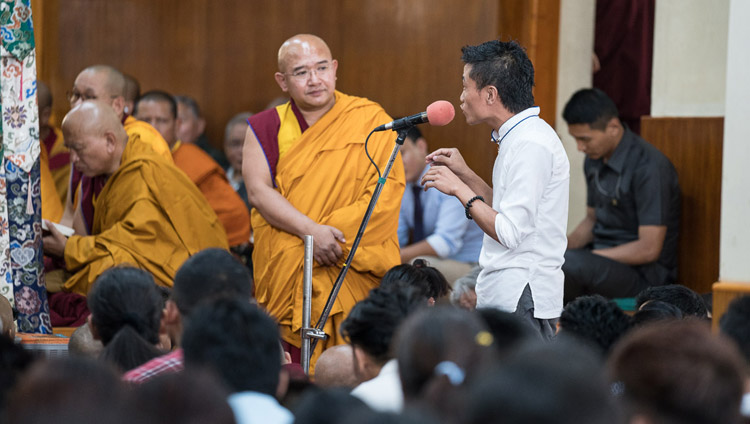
[244,34,405,370]
[60,65,172,236]
[134,90,250,247]
[42,101,228,295]
[39,143,63,222]
[38,80,70,206]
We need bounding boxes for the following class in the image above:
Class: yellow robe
[251,92,405,366]
[39,141,63,222]
[42,126,70,206]
[63,132,229,295]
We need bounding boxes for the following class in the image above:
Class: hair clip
[434,361,465,386]
[475,330,494,347]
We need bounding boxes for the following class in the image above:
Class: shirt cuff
[426,234,451,258]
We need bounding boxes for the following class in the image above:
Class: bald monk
[243,34,405,369]
[134,90,250,247]
[62,65,172,236]
[42,101,228,295]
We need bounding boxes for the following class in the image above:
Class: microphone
[374,100,455,132]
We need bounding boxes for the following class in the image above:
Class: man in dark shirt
[562,88,680,303]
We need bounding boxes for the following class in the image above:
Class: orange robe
[39,141,63,222]
[171,141,250,247]
[41,126,70,205]
[249,91,405,366]
[62,132,229,295]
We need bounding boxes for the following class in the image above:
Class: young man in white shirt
[422,40,570,337]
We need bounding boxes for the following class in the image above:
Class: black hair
[460,39,534,113]
[0,334,35,413]
[631,300,683,327]
[135,89,178,119]
[182,298,280,395]
[635,284,708,319]
[87,267,164,372]
[172,248,253,318]
[559,295,631,355]
[293,387,371,424]
[475,307,534,358]
[380,260,451,301]
[174,95,202,118]
[404,126,423,144]
[720,295,750,366]
[562,88,619,130]
[340,284,424,365]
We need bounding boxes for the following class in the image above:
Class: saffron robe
[249,92,405,365]
[39,140,63,222]
[171,141,250,247]
[62,132,229,295]
[41,126,70,205]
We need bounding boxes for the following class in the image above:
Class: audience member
[293,388,371,424]
[0,334,35,414]
[380,260,451,305]
[635,284,709,319]
[341,285,424,412]
[609,320,745,424]
[87,267,165,372]
[313,344,361,389]
[558,294,631,355]
[720,295,750,366]
[68,322,104,358]
[562,88,680,302]
[0,296,15,339]
[397,125,483,284]
[450,267,479,310]
[182,298,292,424]
[122,73,140,116]
[631,299,683,327]
[224,112,254,213]
[38,80,70,207]
[175,94,230,168]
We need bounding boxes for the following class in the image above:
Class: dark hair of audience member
[87,266,164,372]
[129,369,236,424]
[561,87,619,130]
[475,307,533,359]
[465,338,622,424]
[380,260,451,303]
[293,387,371,424]
[558,294,631,355]
[635,284,708,319]
[395,306,495,423]
[720,295,750,368]
[5,357,128,424]
[631,300,683,327]
[0,334,35,414]
[134,89,178,118]
[172,247,253,318]
[608,319,745,424]
[182,297,280,396]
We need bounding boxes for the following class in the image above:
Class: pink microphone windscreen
[425,100,456,127]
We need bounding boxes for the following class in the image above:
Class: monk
[175,95,229,168]
[243,34,405,370]
[61,65,172,236]
[122,73,140,116]
[42,101,228,295]
[38,80,70,206]
[134,90,250,248]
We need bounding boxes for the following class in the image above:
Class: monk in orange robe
[244,34,405,370]
[134,90,250,248]
[60,65,173,236]
[42,101,228,295]
[38,80,70,206]
[39,144,63,222]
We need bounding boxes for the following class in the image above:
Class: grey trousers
[513,284,558,341]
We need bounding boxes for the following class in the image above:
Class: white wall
[555,0,596,230]
[651,0,730,117]
[720,0,750,281]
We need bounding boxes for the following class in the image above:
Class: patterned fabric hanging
[0,0,51,334]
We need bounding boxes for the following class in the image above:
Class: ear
[163,300,181,326]
[416,138,429,156]
[331,59,339,78]
[485,86,499,105]
[196,117,206,135]
[605,117,620,135]
[87,315,100,340]
[110,96,126,118]
[104,130,118,153]
[274,72,289,93]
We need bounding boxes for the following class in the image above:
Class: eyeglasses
[285,63,332,81]
[594,167,622,206]
[66,89,118,104]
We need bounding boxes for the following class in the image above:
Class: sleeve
[494,142,554,249]
[397,188,410,247]
[633,157,672,226]
[584,159,595,208]
[425,195,470,258]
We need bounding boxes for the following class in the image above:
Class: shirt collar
[605,126,634,173]
[491,106,540,144]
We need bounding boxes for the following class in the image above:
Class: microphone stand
[305,128,409,356]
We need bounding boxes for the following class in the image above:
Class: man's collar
[491,106,540,144]
[605,126,634,173]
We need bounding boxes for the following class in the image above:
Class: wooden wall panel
[37,0,559,184]
[641,117,723,294]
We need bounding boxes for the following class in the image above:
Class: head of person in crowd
[69,65,127,119]
[475,307,534,359]
[400,126,429,184]
[87,266,165,372]
[0,295,15,339]
[466,338,620,424]
[182,297,281,397]
[635,284,708,319]
[340,284,424,382]
[313,344,362,389]
[129,369,236,424]
[134,90,179,148]
[0,333,35,414]
[166,247,253,346]
[37,80,54,137]
[631,300,683,328]
[224,111,253,173]
[720,295,750,369]
[562,87,623,161]
[68,322,104,358]
[274,34,338,113]
[293,387,371,424]
[609,320,745,424]
[122,73,140,116]
[6,357,128,424]
[450,267,479,310]
[459,39,534,127]
[380,260,451,305]
[175,95,206,144]
[395,306,495,423]
[558,295,631,356]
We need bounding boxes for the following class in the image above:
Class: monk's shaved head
[37,80,52,110]
[123,74,140,103]
[277,34,332,73]
[314,344,361,389]
[62,100,127,142]
[80,65,126,98]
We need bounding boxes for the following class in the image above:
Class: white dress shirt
[476,106,570,319]
[350,359,403,413]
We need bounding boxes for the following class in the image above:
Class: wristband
[465,195,485,220]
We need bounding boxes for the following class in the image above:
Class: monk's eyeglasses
[286,63,331,81]
[67,90,119,105]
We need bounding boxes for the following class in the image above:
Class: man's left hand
[422,165,472,199]
[42,220,68,258]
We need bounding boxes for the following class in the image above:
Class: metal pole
[301,235,314,375]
